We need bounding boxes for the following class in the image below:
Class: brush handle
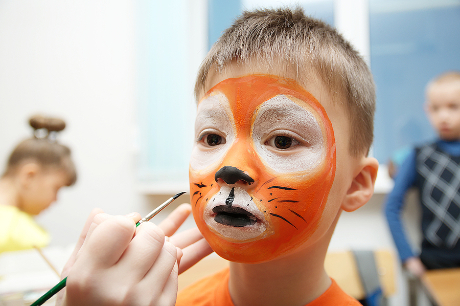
[30,191,185,305]
[31,221,143,306]
[31,278,66,306]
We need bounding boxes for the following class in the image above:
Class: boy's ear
[341,157,379,212]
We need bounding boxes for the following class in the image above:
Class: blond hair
[3,115,77,186]
[195,7,375,156]
[427,71,460,92]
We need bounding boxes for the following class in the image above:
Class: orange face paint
[189,75,336,263]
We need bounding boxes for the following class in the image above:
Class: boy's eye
[274,136,292,149]
[266,135,300,150]
[207,134,223,146]
[200,133,225,146]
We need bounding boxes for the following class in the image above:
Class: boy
[178,7,378,305]
[58,7,378,306]
[385,71,460,277]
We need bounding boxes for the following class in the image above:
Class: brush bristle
[173,191,186,200]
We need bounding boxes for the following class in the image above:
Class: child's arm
[384,150,425,275]
[404,256,426,277]
[56,204,212,306]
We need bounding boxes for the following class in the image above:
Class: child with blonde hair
[57,7,378,306]
[385,71,460,277]
[0,115,77,253]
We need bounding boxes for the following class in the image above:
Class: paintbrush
[33,245,61,278]
[31,191,186,306]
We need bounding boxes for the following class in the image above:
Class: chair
[325,249,397,305]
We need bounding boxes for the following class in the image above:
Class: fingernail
[126,212,137,218]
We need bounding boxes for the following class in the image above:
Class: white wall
[0,0,150,246]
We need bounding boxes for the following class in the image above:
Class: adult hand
[404,256,426,278]
[56,203,213,306]
[157,203,213,274]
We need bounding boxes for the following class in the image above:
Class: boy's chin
[214,247,281,263]
[203,232,304,263]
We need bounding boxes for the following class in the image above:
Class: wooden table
[422,268,460,306]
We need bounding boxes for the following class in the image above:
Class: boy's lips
[203,186,268,241]
[212,205,258,227]
[441,127,451,132]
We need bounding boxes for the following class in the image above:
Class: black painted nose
[215,166,254,185]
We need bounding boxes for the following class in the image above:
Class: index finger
[76,216,137,268]
[62,208,104,277]
[158,203,192,236]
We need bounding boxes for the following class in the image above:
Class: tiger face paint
[189,75,336,263]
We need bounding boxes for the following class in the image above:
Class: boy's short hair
[195,7,375,157]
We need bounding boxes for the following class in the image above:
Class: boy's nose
[439,109,450,121]
[215,139,259,187]
[215,166,254,185]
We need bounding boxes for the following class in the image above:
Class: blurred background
[0,1,459,305]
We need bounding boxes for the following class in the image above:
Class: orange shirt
[176,268,362,306]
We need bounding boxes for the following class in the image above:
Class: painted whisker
[195,195,202,206]
[268,185,296,191]
[255,177,277,193]
[270,213,297,229]
[289,209,307,223]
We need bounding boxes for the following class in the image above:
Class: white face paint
[204,186,269,241]
[252,95,325,173]
[190,93,235,171]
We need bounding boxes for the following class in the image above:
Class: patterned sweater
[384,139,460,263]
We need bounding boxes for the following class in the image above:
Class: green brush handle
[31,220,144,306]
[31,278,67,306]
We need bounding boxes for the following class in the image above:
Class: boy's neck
[227,214,339,306]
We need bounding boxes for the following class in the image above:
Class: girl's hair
[3,115,77,186]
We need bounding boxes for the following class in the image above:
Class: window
[136,0,460,193]
[136,0,206,192]
[370,0,460,163]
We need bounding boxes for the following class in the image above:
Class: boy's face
[426,81,460,141]
[190,65,353,263]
